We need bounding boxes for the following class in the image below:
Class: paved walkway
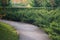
[0,19,50,40]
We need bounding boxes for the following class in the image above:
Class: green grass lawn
[0,22,19,40]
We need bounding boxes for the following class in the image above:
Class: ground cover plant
[0,0,60,40]
[0,22,19,40]
[0,7,60,40]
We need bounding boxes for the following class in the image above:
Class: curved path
[0,19,50,40]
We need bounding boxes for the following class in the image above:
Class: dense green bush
[0,7,60,40]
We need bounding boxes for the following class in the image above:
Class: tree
[30,0,51,7]
[30,0,60,7]
[54,0,60,7]
[30,0,42,7]
[0,0,10,19]
[1,0,10,7]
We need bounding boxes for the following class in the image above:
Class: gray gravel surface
[0,19,50,40]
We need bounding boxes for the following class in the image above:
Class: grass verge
[0,22,19,40]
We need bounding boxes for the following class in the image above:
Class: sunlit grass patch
[0,22,19,40]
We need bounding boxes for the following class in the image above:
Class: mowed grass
[0,22,19,40]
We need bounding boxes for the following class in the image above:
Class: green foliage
[0,8,60,40]
[30,0,60,7]
[30,0,42,7]
[0,0,60,7]
[55,0,60,7]
[0,0,60,40]
[0,0,11,7]
[30,0,47,7]
[0,22,19,40]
